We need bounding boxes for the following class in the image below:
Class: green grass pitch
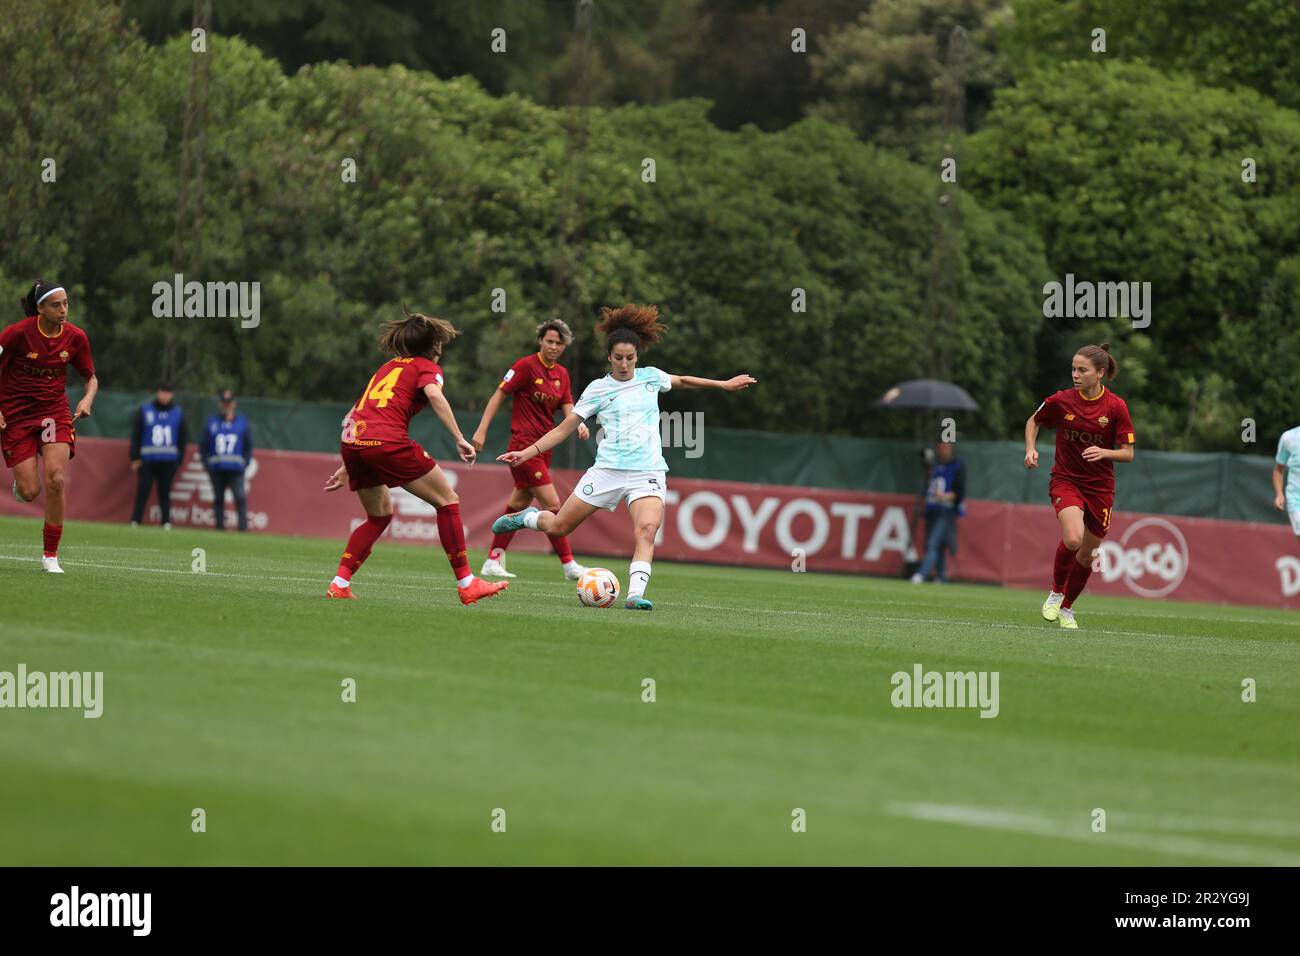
[1,515,1297,865]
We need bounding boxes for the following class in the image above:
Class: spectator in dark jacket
[204,388,253,531]
[912,441,966,584]
[130,384,188,528]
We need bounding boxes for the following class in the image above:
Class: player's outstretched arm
[1024,415,1040,469]
[423,382,476,464]
[497,413,583,465]
[471,388,508,452]
[669,374,756,391]
[1274,464,1287,511]
[560,403,590,440]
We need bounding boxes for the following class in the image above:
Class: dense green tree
[1005,0,1300,112]
[966,61,1300,449]
[809,0,1012,158]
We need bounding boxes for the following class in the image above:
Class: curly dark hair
[595,303,665,355]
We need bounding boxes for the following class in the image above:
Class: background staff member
[911,440,966,584]
[204,388,253,531]
[130,383,188,528]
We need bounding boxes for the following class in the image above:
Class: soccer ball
[577,567,620,608]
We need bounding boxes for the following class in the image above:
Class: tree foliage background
[2,0,1297,450]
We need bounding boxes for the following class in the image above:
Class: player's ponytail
[21,279,63,317]
[1077,342,1118,381]
[596,303,665,355]
[379,309,459,361]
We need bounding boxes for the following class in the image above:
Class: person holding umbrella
[877,379,978,580]
[911,440,966,583]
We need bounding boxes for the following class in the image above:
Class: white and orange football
[576,567,620,608]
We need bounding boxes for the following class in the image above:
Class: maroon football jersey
[345,356,444,445]
[1034,385,1136,495]
[0,316,95,425]
[500,352,573,450]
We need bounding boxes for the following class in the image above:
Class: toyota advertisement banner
[4,437,1299,609]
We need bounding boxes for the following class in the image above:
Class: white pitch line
[886,801,1300,866]
[2,552,1299,644]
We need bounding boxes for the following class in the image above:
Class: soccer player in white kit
[1274,425,1300,538]
[492,304,756,610]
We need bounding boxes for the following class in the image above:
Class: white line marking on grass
[0,554,442,593]
[886,801,1300,866]
[2,552,1297,646]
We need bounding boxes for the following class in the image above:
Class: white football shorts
[574,467,667,512]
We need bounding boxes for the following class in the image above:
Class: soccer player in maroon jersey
[470,319,590,581]
[1024,343,1136,629]
[0,280,99,573]
[322,310,508,606]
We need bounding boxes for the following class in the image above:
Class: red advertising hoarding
[3,437,1298,609]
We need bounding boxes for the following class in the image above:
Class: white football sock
[523,510,541,530]
[332,575,350,589]
[457,574,474,588]
[627,560,652,599]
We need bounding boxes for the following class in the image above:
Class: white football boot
[479,553,516,578]
[1041,591,1064,621]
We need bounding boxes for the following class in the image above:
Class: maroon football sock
[337,513,392,580]
[43,522,62,558]
[1061,557,1093,610]
[437,502,471,581]
[548,510,574,563]
[1052,540,1075,592]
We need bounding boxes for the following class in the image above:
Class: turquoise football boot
[491,506,539,535]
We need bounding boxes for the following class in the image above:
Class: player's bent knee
[1062,532,1083,551]
[45,471,67,495]
[635,522,659,541]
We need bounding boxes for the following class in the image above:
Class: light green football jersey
[573,367,672,471]
[1277,426,1300,512]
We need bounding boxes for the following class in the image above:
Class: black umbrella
[875,379,979,579]
[876,379,979,412]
